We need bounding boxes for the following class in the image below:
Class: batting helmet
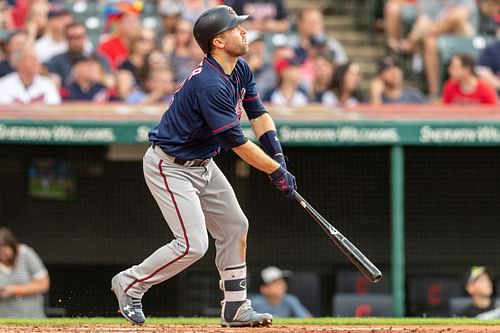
[193,5,249,54]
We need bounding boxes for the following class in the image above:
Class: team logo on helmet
[227,6,236,16]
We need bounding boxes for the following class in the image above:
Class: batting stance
[111,5,296,327]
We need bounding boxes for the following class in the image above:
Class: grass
[1,317,500,326]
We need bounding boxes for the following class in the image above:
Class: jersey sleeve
[241,60,267,120]
[197,85,241,134]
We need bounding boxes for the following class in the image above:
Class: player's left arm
[242,59,288,169]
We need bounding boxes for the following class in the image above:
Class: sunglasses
[67,35,85,40]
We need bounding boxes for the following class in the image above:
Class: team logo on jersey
[235,88,246,119]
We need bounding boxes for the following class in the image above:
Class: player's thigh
[143,148,207,240]
[200,162,248,237]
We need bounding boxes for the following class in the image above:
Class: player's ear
[212,34,225,50]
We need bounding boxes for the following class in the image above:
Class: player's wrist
[269,165,283,177]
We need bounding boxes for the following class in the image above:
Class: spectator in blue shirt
[62,55,111,102]
[250,266,311,318]
[369,55,427,104]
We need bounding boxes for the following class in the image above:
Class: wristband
[259,130,286,167]
[259,130,283,156]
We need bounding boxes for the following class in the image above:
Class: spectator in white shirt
[34,6,73,64]
[0,46,61,105]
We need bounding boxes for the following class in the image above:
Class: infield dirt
[2,325,500,333]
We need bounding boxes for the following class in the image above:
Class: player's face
[221,25,249,57]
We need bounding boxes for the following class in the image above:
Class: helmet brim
[223,15,249,34]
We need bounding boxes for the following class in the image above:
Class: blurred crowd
[0,0,498,107]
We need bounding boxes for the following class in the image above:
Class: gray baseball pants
[116,146,248,299]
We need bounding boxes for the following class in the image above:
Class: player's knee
[188,234,209,260]
[233,214,249,237]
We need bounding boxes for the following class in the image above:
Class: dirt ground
[2,325,500,333]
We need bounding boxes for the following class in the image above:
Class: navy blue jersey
[149,55,267,160]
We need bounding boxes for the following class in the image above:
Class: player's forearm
[249,113,277,139]
[232,140,280,174]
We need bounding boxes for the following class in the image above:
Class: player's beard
[226,42,249,57]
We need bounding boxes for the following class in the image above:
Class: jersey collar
[205,54,232,79]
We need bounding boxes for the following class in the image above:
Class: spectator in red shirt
[98,1,142,70]
[442,53,498,105]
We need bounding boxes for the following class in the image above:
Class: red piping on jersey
[212,119,240,134]
[124,159,190,294]
[244,95,259,101]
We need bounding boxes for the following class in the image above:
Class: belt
[152,144,210,167]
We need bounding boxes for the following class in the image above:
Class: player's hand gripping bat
[294,192,382,283]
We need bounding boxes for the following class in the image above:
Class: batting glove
[269,166,297,199]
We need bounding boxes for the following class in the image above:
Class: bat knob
[371,273,383,283]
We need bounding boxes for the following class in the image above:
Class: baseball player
[111,5,296,327]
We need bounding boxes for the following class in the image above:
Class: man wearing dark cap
[461,266,500,319]
[34,5,72,63]
[250,266,311,318]
[369,55,426,105]
[45,22,113,89]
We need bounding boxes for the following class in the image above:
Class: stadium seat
[332,293,393,317]
[287,271,322,317]
[407,275,463,317]
[335,269,390,294]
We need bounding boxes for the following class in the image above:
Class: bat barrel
[294,192,382,284]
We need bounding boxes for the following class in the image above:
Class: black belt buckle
[174,158,209,167]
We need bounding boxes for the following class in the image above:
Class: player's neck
[210,52,237,75]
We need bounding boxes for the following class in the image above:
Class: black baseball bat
[294,191,382,283]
